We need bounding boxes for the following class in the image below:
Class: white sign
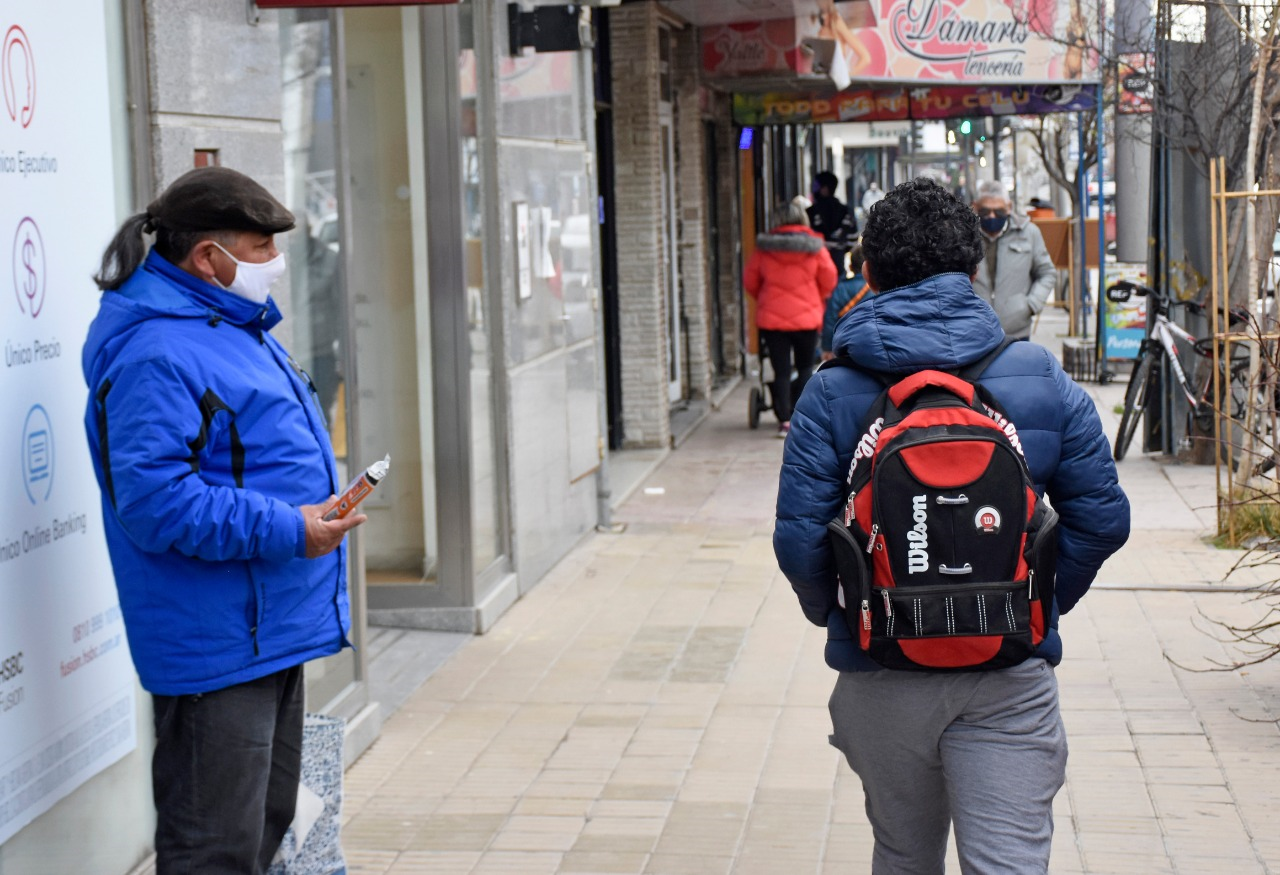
[514,201,532,300]
[0,4,135,844]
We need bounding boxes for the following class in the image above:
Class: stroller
[747,338,815,430]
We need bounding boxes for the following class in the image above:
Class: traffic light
[959,119,972,136]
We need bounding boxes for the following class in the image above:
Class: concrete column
[609,5,670,448]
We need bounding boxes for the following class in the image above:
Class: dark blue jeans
[152,666,304,875]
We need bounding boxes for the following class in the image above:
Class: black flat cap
[146,166,295,235]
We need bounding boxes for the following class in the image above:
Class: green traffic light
[959,119,972,135]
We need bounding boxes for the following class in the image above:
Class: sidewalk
[342,309,1280,874]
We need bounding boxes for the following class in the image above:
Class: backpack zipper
[864,523,879,554]
[860,599,871,630]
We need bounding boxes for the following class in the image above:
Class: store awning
[255,0,457,7]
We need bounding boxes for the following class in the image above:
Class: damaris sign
[702,0,1098,84]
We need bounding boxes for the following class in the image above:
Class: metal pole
[1011,125,1019,207]
[1095,82,1107,356]
[1210,157,1223,532]
[1077,113,1089,337]
[1219,155,1236,544]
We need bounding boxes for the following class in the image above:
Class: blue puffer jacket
[82,251,349,695]
[775,272,1129,672]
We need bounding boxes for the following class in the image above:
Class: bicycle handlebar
[1104,280,1249,326]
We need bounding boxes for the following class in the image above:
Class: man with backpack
[774,178,1129,873]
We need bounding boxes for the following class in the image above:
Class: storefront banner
[0,5,135,845]
[1103,264,1149,360]
[733,83,1097,125]
[704,0,1099,84]
[1117,52,1154,114]
[256,0,456,6]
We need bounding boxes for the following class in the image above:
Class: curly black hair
[860,178,983,292]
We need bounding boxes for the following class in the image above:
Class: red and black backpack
[823,341,1058,672]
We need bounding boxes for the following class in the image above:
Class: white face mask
[211,241,286,305]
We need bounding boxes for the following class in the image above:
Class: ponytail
[93,212,152,291]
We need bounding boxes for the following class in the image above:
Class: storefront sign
[256,1,456,7]
[733,83,1096,125]
[0,5,135,844]
[704,0,1099,84]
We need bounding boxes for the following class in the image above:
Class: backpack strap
[836,285,871,321]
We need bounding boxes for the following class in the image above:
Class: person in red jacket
[745,197,839,436]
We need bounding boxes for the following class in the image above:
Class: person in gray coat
[970,179,1057,340]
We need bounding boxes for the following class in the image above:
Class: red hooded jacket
[744,225,838,332]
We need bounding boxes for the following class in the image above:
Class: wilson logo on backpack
[907,495,929,573]
[822,341,1059,672]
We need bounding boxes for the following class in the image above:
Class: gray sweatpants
[828,658,1067,875]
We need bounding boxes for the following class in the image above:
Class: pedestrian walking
[83,166,365,874]
[745,196,839,437]
[861,180,885,214]
[807,170,859,271]
[820,243,872,362]
[773,178,1129,873]
[970,178,1057,341]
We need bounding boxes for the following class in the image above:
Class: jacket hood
[833,271,1005,372]
[84,250,282,378]
[756,225,825,255]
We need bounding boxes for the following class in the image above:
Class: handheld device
[322,455,390,522]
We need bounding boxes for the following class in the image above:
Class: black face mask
[980,214,1009,235]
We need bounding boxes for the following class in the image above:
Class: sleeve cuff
[294,511,309,559]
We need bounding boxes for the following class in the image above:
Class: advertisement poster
[703,0,1100,84]
[0,6,136,844]
[734,83,1097,125]
[1103,264,1149,361]
[1117,52,1154,114]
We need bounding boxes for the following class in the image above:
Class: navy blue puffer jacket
[774,272,1129,672]
[83,251,349,695]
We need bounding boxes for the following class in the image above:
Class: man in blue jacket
[775,178,1129,873]
[83,167,365,874]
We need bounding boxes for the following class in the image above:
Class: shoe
[777,422,790,438]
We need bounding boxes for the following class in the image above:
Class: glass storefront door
[278,10,363,712]
[343,7,439,587]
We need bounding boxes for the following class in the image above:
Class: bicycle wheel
[1223,362,1280,478]
[1114,352,1155,461]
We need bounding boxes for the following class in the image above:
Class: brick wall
[714,101,744,376]
[609,6,670,448]
[673,26,711,402]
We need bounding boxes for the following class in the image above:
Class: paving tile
[643,854,734,875]
[560,850,649,874]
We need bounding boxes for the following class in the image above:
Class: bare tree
[1028,111,1099,218]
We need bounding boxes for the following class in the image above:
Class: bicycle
[1108,280,1258,465]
